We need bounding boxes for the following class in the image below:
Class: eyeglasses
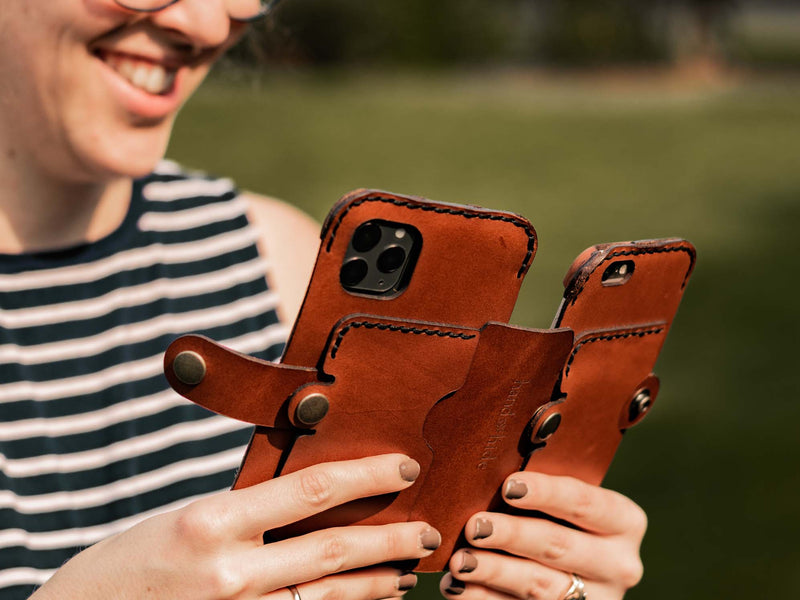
[113,0,283,22]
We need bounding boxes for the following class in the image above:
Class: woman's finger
[250,522,440,593]
[501,472,647,537]
[463,512,641,585]
[212,454,421,540]
[264,567,418,600]
[446,549,578,600]
[440,573,519,600]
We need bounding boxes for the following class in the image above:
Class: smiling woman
[0,0,247,183]
[0,3,647,600]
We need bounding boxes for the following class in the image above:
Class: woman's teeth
[103,53,176,95]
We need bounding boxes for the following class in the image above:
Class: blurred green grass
[168,70,800,599]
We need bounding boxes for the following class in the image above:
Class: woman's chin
[70,124,175,181]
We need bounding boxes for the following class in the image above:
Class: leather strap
[163,334,319,428]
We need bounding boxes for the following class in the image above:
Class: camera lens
[601,260,635,286]
[340,258,369,287]
[352,222,382,252]
[377,246,406,273]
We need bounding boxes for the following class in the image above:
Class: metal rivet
[629,390,652,422]
[172,351,206,386]
[533,412,561,443]
[296,393,330,427]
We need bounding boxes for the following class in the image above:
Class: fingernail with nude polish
[472,518,493,540]
[398,573,418,592]
[504,479,528,500]
[420,528,442,551]
[399,459,421,482]
[445,575,466,596]
[458,551,478,573]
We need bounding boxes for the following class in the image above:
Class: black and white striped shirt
[0,161,287,598]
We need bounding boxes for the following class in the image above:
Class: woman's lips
[93,49,185,121]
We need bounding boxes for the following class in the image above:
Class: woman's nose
[148,0,237,51]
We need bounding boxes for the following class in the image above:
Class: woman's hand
[441,472,646,600]
[31,454,437,600]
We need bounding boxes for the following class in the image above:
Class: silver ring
[562,573,586,600]
[287,585,302,600]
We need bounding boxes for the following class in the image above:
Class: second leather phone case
[523,239,697,484]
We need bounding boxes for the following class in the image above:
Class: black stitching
[325,196,536,277]
[564,327,664,377]
[568,244,696,307]
[330,320,477,358]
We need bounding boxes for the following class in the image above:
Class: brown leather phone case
[522,239,696,485]
[164,190,574,570]
[238,189,541,491]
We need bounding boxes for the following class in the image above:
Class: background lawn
[168,70,800,599]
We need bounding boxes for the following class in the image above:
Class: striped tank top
[0,161,287,598]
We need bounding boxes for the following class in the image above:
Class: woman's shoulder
[241,191,320,328]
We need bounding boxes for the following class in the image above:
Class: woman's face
[0,0,245,182]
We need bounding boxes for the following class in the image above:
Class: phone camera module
[340,258,369,287]
[601,260,635,286]
[340,220,422,297]
[377,246,406,273]
[352,222,382,252]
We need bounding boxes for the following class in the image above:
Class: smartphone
[284,188,538,365]
[521,238,696,485]
[164,189,559,569]
[231,188,541,489]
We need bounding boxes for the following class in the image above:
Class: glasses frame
[113,0,283,22]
